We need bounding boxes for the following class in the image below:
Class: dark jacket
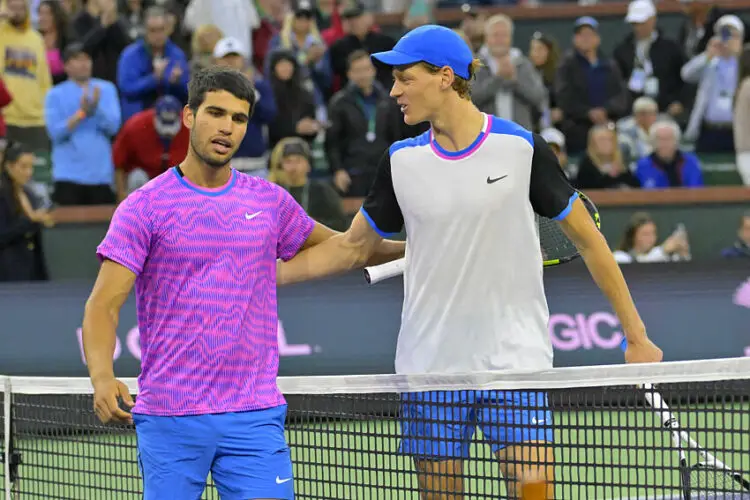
[721,240,750,259]
[555,50,628,153]
[678,6,725,58]
[556,50,629,124]
[325,82,390,176]
[268,51,317,148]
[0,186,47,282]
[288,180,347,231]
[574,155,640,190]
[80,18,132,84]
[613,32,687,112]
[329,32,395,93]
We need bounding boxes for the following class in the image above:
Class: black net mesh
[1,372,750,499]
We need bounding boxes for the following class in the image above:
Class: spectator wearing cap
[617,96,660,168]
[183,0,260,59]
[45,43,121,205]
[473,14,546,131]
[734,46,750,185]
[75,0,130,85]
[555,16,628,155]
[613,0,687,122]
[0,0,53,153]
[326,49,389,196]
[116,6,189,122]
[112,95,188,201]
[329,3,395,93]
[681,14,744,152]
[541,127,569,177]
[267,1,331,109]
[269,137,347,231]
[213,37,277,178]
[267,50,320,149]
[576,123,640,190]
[635,120,704,189]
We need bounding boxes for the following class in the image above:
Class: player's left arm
[528,133,662,363]
[299,222,405,267]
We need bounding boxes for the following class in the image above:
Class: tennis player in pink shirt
[82,66,403,499]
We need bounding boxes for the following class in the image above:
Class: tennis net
[2,357,750,499]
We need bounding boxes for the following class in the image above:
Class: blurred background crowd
[0,0,749,282]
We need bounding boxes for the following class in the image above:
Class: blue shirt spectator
[635,121,704,189]
[44,43,121,205]
[116,6,189,122]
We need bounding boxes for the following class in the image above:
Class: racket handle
[364,258,405,285]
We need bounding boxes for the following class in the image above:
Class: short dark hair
[187,66,257,115]
[347,50,371,71]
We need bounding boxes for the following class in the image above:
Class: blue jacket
[721,241,750,258]
[44,79,121,185]
[635,152,704,189]
[234,77,277,160]
[116,39,189,122]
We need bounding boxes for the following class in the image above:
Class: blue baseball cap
[371,24,474,80]
[574,16,599,32]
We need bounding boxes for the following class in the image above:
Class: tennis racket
[620,341,750,499]
[363,191,600,285]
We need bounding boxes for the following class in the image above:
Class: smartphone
[720,26,732,42]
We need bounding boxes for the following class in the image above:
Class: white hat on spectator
[625,0,656,23]
[213,37,249,59]
[541,128,566,150]
[714,15,745,36]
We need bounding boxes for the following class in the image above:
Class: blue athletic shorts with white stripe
[399,390,554,459]
[133,404,294,500]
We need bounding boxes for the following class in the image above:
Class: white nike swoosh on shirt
[276,476,292,484]
[245,211,262,220]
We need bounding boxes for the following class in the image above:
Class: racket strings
[689,465,747,493]
[537,195,599,264]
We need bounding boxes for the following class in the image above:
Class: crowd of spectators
[1,0,749,281]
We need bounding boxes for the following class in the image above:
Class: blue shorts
[133,404,294,500]
[399,390,554,459]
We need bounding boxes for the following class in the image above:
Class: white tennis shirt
[361,114,577,374]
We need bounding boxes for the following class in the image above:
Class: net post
[3,376,11,500]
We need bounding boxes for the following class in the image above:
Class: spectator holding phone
[681,15,744,153]
[613,212,691,264]
[0,141,51,282]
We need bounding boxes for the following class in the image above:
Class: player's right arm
[83,261,136,423]
[278,150,404,285]
[82,192,152,423]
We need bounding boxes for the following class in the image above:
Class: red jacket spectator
[0,77,12,138]
[112,104,189,198]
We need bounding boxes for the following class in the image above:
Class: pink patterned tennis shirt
[96,167,315,416]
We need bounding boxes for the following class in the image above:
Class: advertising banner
[1,261,748,378]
